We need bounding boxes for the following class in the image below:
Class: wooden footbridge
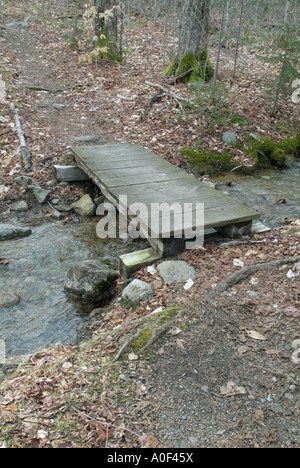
[70,144,259,274]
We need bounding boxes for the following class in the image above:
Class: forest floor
[0,1,299,448]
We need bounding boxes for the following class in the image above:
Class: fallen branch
[206,255,300,300]
[26,84,84,93]
[140,89,164,122]
[9,103,32,170]
[145,81,191,107]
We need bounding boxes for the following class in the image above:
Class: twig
[167,67,199,84]
[26,84,84,93]
[251,364,299,384]
[219,240,266,247]
[207,255,300,300]
[9,103,32,170]
[71,406,144,446]
[145,81,191,106]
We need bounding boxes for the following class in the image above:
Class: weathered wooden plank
[53,165,90,182]
[125,191,244,210]
[95,171,192,189]
[93,165,181,179]
[204,204,259,228]
[119,248,161,281]
[71,144,159,163]
[87,158,177,171]
[111,179,205,198]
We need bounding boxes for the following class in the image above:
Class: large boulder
[157,260,196,284]
[121,279,153,307]
[64,260,118,303]
[0,224,31,241]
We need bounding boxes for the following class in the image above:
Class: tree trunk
[93,0,121,61]
[163,0,213,82]
[284,0,291,23]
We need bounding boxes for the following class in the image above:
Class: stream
[215,162,300,228]
[0,218,146,363]
[0,164,299,363]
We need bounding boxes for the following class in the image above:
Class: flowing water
[0,164,299,362]
[0,218,146,362]
[215,162,300,228]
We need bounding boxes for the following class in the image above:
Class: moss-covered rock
[163,50,213,83]
[246,132,300,169]
[64,260,118,303]
[180,147,235,175]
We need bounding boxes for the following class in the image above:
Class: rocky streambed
[0,215,147,364]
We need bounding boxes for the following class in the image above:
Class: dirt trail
[1,21,106,152]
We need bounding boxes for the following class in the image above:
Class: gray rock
[51,198,60,205]
[157,260,196,284]
[222,132,238,145]
[52,103,64,110]
[54,203,73,213]
[247,290,260,299]
[71,135,99,143]
[0,186,9,195]
[71,194,96,217]
[121,279,153,306]
[14,175,32,187]
[188,437,199,446]
[6,21,29,28]
[0,224,32,241]
[10,201,29,212]
[51,209,65,220]
[28,185,51,204]
[0,290,21,308]
[64,260,118,302]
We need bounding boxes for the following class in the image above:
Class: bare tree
[284,0,291,23]
[163,0,213,82]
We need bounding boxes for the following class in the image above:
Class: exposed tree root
[206,255,300,300]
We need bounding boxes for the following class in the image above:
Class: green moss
[180,147,235,175]
[163,50,213,83]
[94,273,118,296]
[130,308,178,354]
[246,132,300,168]
[279,133,300,157]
